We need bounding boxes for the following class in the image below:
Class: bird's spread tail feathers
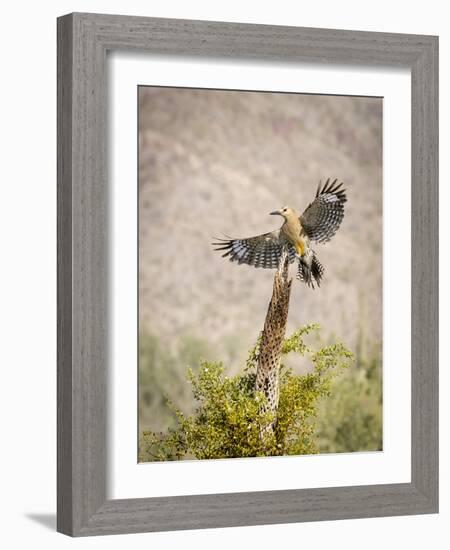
[296,250,324,289]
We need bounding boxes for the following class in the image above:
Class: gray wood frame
[57,12,438,537]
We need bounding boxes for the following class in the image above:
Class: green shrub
[139,333,211,434]
[315,351,382,453]
[139,324,354,461]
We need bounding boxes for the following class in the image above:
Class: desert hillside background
[138,86,382,451]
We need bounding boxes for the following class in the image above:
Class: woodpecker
[213,178,346,288]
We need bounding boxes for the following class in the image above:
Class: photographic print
[138,87,382,462]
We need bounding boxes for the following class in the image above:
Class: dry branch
[255,247,292,431]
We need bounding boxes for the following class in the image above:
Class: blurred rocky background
[138,87,382,453]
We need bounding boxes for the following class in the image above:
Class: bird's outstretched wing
[300,178,347,243]
[212,230,296,269]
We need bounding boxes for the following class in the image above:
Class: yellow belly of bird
[294,239,306,256]
[281,222,307,256]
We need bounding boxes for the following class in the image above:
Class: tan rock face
[138,87,382,371]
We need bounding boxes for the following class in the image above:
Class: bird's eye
[283,208,287,212]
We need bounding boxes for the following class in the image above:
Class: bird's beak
[270,210,282,216]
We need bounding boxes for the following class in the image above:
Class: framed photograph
[57,13,438,536]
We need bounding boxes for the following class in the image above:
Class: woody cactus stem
[255,246,293,430]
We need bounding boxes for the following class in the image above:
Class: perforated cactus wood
[255,247,292,430]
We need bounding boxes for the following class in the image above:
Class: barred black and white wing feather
[213,230,296,269]
[300,178,346,243]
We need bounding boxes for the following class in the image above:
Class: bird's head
[270,206,297,221]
